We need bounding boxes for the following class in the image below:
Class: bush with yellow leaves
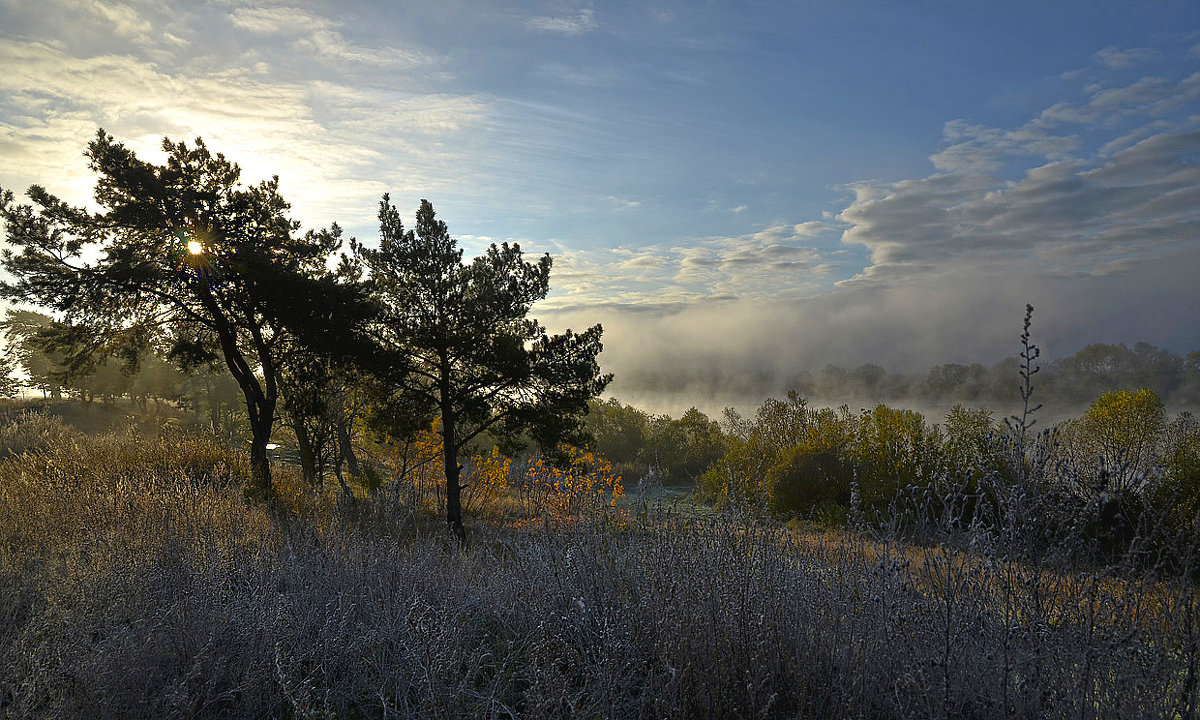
[519,444,624,517]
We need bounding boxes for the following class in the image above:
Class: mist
[541,250,1200,416]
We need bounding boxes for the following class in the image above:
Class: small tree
[1,310,69,399]
[1063,388,1167,495]
[358,197,609,537]
[0,355,18,400]
[0,130,367,497]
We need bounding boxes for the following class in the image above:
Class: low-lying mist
[543,258,1200,418]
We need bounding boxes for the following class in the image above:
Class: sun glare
[187,240,204,255]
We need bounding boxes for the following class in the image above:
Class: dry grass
[1,416,1197,718]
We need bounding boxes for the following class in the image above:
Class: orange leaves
[367,420,512,514]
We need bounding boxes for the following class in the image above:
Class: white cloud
[931,119,1079,173]
[827,56,1200,294]
[1038,72,1200,127]
[229,5,432,68]
[229,6,330,35]
[792,221,828,237]
[606,196,641,210]
[540,222,837,310]
[1093,45,1158,68]
[836,123,1200,287]
[527,9,598,35]
[1098,120,1172,155]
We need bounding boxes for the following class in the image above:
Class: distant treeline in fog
[616,341,1200,407]
[8,307,1199,413]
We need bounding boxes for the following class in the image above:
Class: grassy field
[1,412,1198,719]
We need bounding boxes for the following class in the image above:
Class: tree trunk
[294,420,318,486]
[248,421,272,500]
[337,418,360,478]
[242,387,276,500]
[440,394,465,540]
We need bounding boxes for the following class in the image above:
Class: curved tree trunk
[247,400,275,500]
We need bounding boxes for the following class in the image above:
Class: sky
[1,0,1198,409]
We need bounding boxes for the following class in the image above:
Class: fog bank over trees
[542,263,1199,416]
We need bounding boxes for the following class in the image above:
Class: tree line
[0,130,609,537]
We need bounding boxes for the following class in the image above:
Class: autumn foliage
[365,422,621,520]
[518,445,625,517]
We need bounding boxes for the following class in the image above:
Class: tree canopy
[357,196,610,536]
[0,130,369,496]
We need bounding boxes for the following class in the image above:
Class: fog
[542,251,1200,417]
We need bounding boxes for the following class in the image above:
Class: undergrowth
[1,414,1197,718]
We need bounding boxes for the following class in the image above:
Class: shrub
[517,445,624,517]
[849,405,945,515]
[0,410,78,459]
[767,407,856,519]
[768,444,854,519]
[1059,388,1168,496]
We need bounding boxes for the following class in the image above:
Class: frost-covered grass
[1,416,1197,719]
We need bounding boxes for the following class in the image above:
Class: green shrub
[848,405,945,517]
[766,406,855,518]
[767,444,853,519]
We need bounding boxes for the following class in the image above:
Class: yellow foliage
[1063,388,1167,493]
[365,419,512,515]
[521,444,624,517]
[463,445,511,514]
[367,422,444,506]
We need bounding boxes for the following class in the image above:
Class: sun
[187,240,204,255]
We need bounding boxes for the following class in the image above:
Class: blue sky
[1,0,1198,406]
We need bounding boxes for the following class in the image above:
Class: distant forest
[618,341,1200,407]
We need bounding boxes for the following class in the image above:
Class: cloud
[541,245,1199,414]
[535,47,1200,411]
[0,14,483,236]
[229,5,433,68]
[539,223,838,311]
[837,125,1200,287]
[1038,71,1200,126]
[1094,45,1159,69]
[931,119,1079,173]
[527,9,598,35]
[731,204,747,214]
[606,196,641,210]
[85,1,153,40]
[229,6,329,35]
[792,221,826,236]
